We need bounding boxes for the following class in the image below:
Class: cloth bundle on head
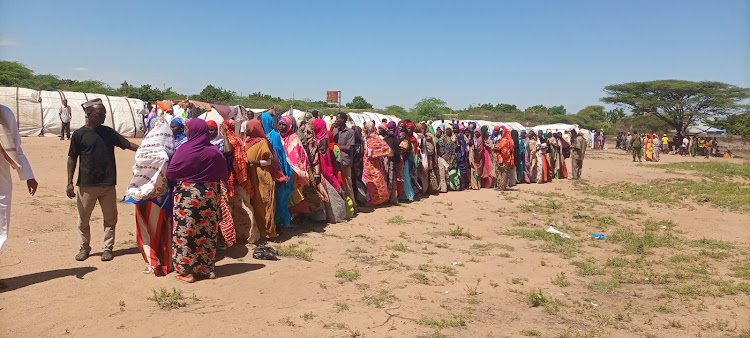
[123,116,175,206]
[166,118,227,183]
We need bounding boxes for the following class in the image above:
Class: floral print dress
[172,181,220,276]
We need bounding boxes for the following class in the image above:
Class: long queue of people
[615,132,730,162]
[43,99,588,284]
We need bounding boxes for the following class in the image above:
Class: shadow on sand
[0,267,98,293]
[215,263,265,278]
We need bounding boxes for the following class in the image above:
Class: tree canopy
[412,97,450,121]
[548,105,567,115]
[601,80,750,137]
[346,96,373,109]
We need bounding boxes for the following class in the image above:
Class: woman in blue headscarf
[170,117,188,149]
[454,123,468,190]
[260,113,294,229]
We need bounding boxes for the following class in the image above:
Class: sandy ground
[1,138,748,338]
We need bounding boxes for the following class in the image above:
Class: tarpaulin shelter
[0,87,146,137]
[197,110,224,126]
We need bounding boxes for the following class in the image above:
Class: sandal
[143,266,155,274]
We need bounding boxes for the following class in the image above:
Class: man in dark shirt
[66,98,138,262]
[333,112,357,212]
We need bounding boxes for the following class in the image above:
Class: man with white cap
[0,104,38,288]
[67,98,139,262]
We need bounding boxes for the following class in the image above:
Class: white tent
[529,123,580,133]
[282,110,402,129]
[0,87,146,137]
[429,120,525,132]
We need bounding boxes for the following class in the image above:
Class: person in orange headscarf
[221,120,258,243]
[493,127,514,191]
[645,133,654,161]
[363,121,391,205]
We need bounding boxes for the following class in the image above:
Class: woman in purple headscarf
[167,118,228,283]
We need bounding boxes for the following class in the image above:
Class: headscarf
[384,121,401,161]
[222,119,253,197]
[206,120,224,148]
[406,122,419,155]
[244,120,267,148]
[480,125,489,140]
[171,117,188,148]
[365,121,390,158]
[123,116,175,206]
[280,115,310,185]
[166,118,228,183]
[474,128,485,163]
[313,119,328,142]
[496,127,514,166]
[261,113,294,180]
[388,121,400,140]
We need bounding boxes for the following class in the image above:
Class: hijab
[365,121,390,158]
[222,119,253,197]
[384,121,400,161]
[171,117,188,148]
[206,120,224,147]
[313,119,328,142]
[166,118,227,183]
[244,120,267,148]
[261,113,293,179]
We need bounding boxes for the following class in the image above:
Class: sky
[1,0,748,114]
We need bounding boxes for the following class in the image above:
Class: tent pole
[104,95,115,129]
[124,98,137,137]
[15,87,19,128]
[39,90,44,136]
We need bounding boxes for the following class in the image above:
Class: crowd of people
[1,100,589,286]
[614,131,731,161]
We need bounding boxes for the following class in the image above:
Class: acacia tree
[412,97,450,121]
[346,96,373,109]
[601,80,750,138]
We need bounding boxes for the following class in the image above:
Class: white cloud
[0,37,16,46]
[72,67,89,72]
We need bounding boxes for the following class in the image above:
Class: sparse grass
[418,314,468,329]
[588,280,621,293]
[467,298,480,305]
[410,273,430,284]
[608,226,682,254]
[386,215,410,224]
[275,244,314,261]
[465,279,481,296]
[667,319,683,328]
[653,161,750,180]
[654,305,674,313]
[335,269,360,282]
[670,254,694,263]
[449,226,476,239]
[362,289,399,308]
[323,322,349,330]
[689,238,734,250]
[334,302,349,312]
[439,265,457,276]
[301,312,317,321]
[513,221,529,227]
[552,273,570,287]
[390,243,411,252]
[527,289,547,307]
[521,329,542,336]
[699,249,730,260]
[596,216,617,227]
[148,288,193,310]
[605,257,630,267]
[571,260,605,276]
[576,179,750,212]
[511,277,527,285]
[502,228,578,258]
[732,262,750,280]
